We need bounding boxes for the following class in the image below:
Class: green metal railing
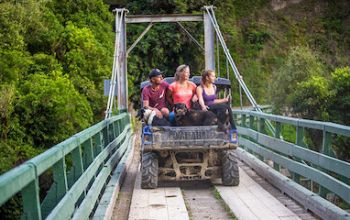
[232,110,350,205]
[0,113,133,219]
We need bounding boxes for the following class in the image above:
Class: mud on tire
[141,152,158,189]
[221,149,239,186]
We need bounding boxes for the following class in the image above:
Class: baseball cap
[148,69,163,79]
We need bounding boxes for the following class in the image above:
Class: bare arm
[142,89,158,111]
[213,98,229,104]
[143,100,158,111]
[166,89,173,109]
[196,86,208,111]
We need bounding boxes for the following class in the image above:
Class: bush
[15,73,93,148]
[271,46,325,112]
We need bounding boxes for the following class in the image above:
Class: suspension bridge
[0,6,350,220]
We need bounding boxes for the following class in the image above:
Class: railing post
[109,123,115,142]
[258,118,265,134]
[22,178,41,220]
[41,158,68,218]
[116,120,121,137]
[293,125,305,184]
[70,145,85,205]
[112,121,116,139]
[242,114,246,127]
[273,122,281,171]
[94,132,104,156]
[71,146,84,181]
[321,130,333,157]
[102,126,109,148]
[249,115,254,129]
[248,115,255,154]
[257,117,265,161]
[82,138,94,169]
[319,129,333,197]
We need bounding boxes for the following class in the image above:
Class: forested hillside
[1,0,350,174]
[0,0,114,176]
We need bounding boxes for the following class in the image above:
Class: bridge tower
[105,8,216,117]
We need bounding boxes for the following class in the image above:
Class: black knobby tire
[222,149,239,186]
[141,152,159,189]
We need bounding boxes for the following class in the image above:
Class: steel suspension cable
[216,34,220,77]
[226,51,229,79]
[204,6,276,134]
[204,6,258,110]
[106,9,126,119]
[176,22,205,51]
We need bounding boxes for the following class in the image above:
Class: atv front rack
[142,125,238,151]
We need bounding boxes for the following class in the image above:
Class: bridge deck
[128,166,301,220]
[128,167,188,220]
[216,168,300,220]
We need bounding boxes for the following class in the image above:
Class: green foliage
[271,46,325,112]
[230,0,269,19]
[328,67,350,125]
[16,73,93,148]
[63,21,111,116]
[28,53,63,76]
[281,124,296,144]
[291,76,330,120]
[0,50,31,84]
[327,67,350,160]
[283,66,350,158]
[0,195,22,220]
[243,23,271,53]
[0,0,112,177]
[0,84,15,141]
[0,1,26,51]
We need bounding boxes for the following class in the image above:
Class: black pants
[208,103,236,129]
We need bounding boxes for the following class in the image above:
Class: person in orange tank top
[167,64,197,109]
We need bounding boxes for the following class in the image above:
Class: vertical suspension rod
[204,6,259,111]
[105,9,127,119]
[204,6,276,134]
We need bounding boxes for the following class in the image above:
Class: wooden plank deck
[128,166,301,220]
[216,167,301,220]
[128,169,189,220]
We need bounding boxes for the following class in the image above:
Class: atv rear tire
[141,152,158,189]
[222,149,239,186]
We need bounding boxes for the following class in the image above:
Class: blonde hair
[201,69,215,85]
[175,64,189,81]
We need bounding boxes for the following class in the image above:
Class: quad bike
[140,76,239,189]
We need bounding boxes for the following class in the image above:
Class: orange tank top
[168,81,196,109]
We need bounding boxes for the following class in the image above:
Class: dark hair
[149,68,162,79]
[201,69,215,85]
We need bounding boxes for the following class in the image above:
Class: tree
[15,73,93,148]
[328,67,350,125]
[287,67,350,158]
[270,46,325,112]
[291,76,330,121]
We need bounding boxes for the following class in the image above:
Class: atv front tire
[222,150,239,186]
[141,152,158,189]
